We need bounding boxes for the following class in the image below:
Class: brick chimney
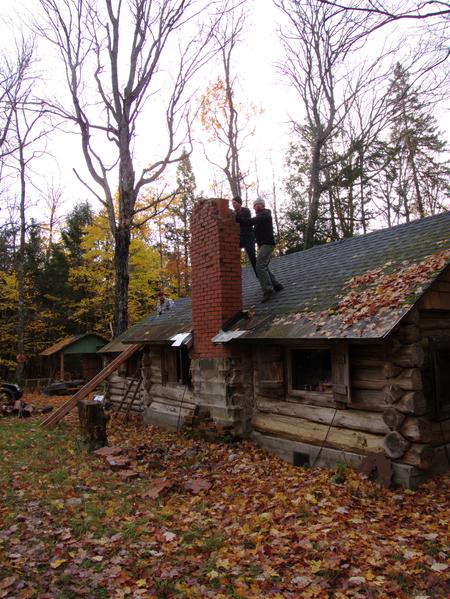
[190,198,242,358]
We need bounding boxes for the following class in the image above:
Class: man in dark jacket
[232,196,257,274]
[236,197,283,302]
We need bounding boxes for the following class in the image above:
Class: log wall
[251,292,450,484]
[106,372,144,413]
[142,348,195,430]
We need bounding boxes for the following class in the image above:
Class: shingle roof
[40,333,107,356]
[122,211,450,343]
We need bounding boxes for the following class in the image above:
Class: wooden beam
[40,344,142,428]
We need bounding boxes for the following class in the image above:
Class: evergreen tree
[387,63,450,221]
[164,150,196,295]
[61,201,94,264]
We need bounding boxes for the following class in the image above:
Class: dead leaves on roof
[332,249,450,326]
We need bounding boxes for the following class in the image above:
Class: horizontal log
[391,343,425,368]
[383,408,406,430]
[257,392,336,409]
[383,431,410,459]
[150,383,193,403]
[350,389,388,411]
[401,444,434,470]
[256,400,390,435]
[252,413,384,455]
[434,280,450,292]
[393,324,420,344]
[384,384,404,405]
[147,394,196,410]
[419,291,450,310]
[429,419,450,445]
[392,368,423,391]
[400,417,432,443]
[382,363,404,378]
[395,391,428,415]
[349,347,385,363]
[420,317,450,330]
[146,401,195,419]
[402,309,419,325]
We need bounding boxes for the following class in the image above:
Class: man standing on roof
[232,195,257,274]
[236,197,284,303]
[156,291,174,316]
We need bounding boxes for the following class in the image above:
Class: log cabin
[119,200,450,488]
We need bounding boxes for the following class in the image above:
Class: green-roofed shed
[40,333,108,381]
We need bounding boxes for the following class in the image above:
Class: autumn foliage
[1,394,449,598]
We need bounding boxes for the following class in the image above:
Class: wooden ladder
[41,343,143,428]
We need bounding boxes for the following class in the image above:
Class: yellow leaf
[216,558,230,570]
[206,570,220,580]
[91,555,104,562]
[136,579,147,587]
[50,559,67,569]
[305,494,318,505]
[309,560,322,573]
[365,570,375,581]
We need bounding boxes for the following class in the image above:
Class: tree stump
[78,400,108,452]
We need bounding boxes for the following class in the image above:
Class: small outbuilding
[118,201,450,488]
[40,333,107,382]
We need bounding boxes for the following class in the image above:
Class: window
[255,343,351,404]
[291,349,332,392]
[162,347,191,386]
[288,342,351,404]
[431,341,450,419]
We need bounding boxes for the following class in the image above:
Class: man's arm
[236,211,267,226]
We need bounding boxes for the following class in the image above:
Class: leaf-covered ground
[1,394,449,599]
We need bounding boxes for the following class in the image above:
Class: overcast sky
[1,0,448,225]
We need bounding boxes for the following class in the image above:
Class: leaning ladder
[40,344,143,428]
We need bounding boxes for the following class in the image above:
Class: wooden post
[78,400,108,452]
[60,352,65,380]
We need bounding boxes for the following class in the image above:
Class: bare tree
[6,44,49,385]
[36,0,236,335]
[275,0,390,248]
[40,183,65,257]
[0,39,34,159]
[199,7,256,198]
[317,1,450,75]
[317,1,450,25]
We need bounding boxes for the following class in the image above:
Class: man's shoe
[261,290,276,303]
[274,284,284,292]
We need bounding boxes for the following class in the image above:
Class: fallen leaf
[50,559,67,569]
[182,478,212,494]
[142,478,177,499]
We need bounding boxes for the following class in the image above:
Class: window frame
[161,346,191,387]
[287,344,334,402]
[430,338,450,420]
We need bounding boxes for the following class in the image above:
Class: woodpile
[0,397,53,418]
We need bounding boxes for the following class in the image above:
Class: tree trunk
[304,143,322,249]
[78,400,108,451]
[114,224,131,336]
[15,147,27,386]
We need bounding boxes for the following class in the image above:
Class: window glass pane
[435,348,450,416]
[291,349,332,392]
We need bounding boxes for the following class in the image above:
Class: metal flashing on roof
[170,333,192,347]
[212,329,246,343]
